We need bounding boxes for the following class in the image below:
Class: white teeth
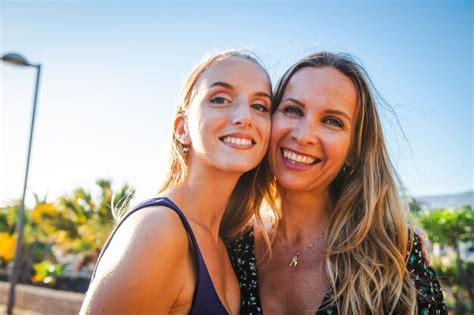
[223,137,252,146]
[282,149,316,165]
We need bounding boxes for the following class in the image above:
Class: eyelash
[251,103,269,113]
[210,96,231,104]
[282,106,344,128]
[211,96,269,113]
[283,106,303,116]
[323,117,344,128]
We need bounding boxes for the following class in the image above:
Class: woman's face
[269,67,358,193]
[186,57,272,174]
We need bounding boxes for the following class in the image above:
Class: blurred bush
[417,205,474,314]
[0,179,133,288]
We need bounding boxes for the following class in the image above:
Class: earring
[182,145,190,155]
[176,131,190,155]
[343,165,354,175]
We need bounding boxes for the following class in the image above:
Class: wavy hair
[271,52,417,314]
[157,50,274,238]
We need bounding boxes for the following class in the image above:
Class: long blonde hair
[271,52,417,314]
[158,50,274,238]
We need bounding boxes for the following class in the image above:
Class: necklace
[284,233,326,268]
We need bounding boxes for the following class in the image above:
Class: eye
[323,117,344,128]
[282,105,303,117]
[250,103,269,113]
[210,96,231,105]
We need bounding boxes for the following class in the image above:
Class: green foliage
[0,179,134,286]
[409,198,424,215]
[0,202,21,234]
[432,261,474,288]
[32,259,65,284]
[418,205,474,313]
[418,205,474,246]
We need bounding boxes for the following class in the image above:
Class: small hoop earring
[343,165,354,175]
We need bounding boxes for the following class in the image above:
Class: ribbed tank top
[92,197,229,314]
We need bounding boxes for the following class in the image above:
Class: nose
[291,119,318,146]
[231,102,252,127]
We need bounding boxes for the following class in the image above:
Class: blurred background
[1,1,472,314]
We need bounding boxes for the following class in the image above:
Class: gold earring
[343,165,354,175]
[182,145,190,155]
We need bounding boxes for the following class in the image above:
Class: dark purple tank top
[92,197,229,314]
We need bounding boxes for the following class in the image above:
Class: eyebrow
[255,91,272,101]
[210,81,271,101]
[210,81,234,90]
[283,97,305,108]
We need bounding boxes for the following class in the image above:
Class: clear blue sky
[1,1,472,206]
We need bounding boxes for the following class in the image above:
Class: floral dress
[226,228,447,315]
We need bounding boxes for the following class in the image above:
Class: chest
[257,248,330,314]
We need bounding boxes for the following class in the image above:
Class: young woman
[80,51,273,314]
[227,52,447,314]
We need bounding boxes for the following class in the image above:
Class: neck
[278,187,331,245]
[165,164,241,242]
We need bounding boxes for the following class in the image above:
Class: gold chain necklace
[284,233,326,268]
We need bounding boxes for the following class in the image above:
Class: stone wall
[0,281,84,315]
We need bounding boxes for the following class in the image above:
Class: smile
[219,134,256,149]
[222,136,252,145]
[281,148,321,166]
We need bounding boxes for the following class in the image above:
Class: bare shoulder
[81,205,191,314]
[99,205,189,270]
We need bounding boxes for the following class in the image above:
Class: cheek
[188,111,222,146]
[269,127,280,149]
[325,134,352,164]
[256,115,271,145]
[186,105,205,138]
[197,110,225,130]
[268,118,289,165]
[269,116,290,146]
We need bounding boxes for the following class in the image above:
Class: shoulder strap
[91,197,203,280]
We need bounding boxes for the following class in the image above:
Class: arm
[80,206,190,314]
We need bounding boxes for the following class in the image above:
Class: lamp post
[1,52,41,315]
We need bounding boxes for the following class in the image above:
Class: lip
[219,133,256,150]
[280,147,321,171]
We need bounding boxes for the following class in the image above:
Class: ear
[174,114,190,145]
[345,138,358,167]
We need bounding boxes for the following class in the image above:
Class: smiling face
[185,56,272,174]
[269,66,358,193]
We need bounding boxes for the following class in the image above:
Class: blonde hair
[158,50,274,238]
[271,52,417,314]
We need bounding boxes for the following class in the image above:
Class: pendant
[289,255,299,267]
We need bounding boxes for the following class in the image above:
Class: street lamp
[1,52,42,315]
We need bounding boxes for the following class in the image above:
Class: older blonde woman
[227,52,447,314]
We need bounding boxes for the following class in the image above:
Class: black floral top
[226,228,447,315]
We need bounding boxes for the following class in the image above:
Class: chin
[217,160,259,174]
[278,182,309,192]
[274,175,304,191]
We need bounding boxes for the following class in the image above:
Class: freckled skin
[259,67,358,314]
